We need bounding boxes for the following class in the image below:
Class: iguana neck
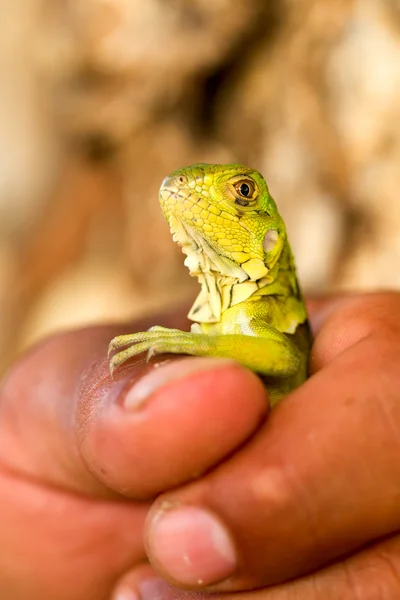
[187,243,296,324]
[168,214,294,324]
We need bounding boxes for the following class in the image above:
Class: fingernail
[147,505,237,587]
[139,578,170,600]
[124,357,236,409]
[113,585,140,600]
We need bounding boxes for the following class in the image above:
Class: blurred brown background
[1,0,399,373]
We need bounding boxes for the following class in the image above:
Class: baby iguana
[109,164,311,405]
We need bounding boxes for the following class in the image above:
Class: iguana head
[159,163,286,284]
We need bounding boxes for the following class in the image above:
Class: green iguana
[108,164,311,405]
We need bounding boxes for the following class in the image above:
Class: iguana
[108,164,311,406]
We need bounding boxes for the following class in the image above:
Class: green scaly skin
[109,163,311,406]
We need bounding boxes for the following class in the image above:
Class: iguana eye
[235,180,255,199]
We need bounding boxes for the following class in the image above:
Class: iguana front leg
[108,325,301,378]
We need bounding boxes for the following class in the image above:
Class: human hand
[2,294,400,599]
[127,293,400,600]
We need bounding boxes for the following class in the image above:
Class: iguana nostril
[161,174,188,190]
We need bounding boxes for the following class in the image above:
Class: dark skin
[1,293,400,599]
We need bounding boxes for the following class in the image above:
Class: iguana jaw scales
[161,187,274,324]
